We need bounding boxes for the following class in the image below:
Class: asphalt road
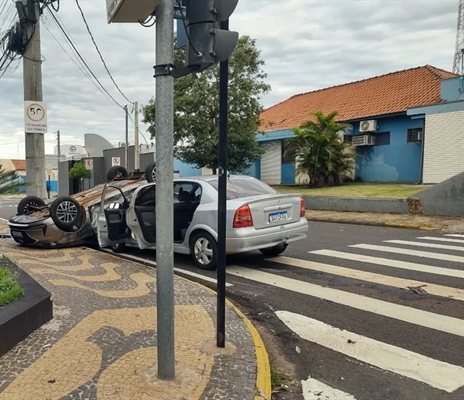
[0,199,18,221]
[109,221,464,400]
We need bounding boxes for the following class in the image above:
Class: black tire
[189,231,218,270]
[17,196,46,215]
[259,243,288,257]
[107,166,128,181]
[50,196,82,231]
[145,162,157,182]
[111,242,127,253]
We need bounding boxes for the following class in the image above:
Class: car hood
[9,214,49,225]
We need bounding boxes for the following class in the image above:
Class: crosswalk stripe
[226,267,464,337]
[417,236,464,244]
[276,311,464,393]
[384,239,464,252]
[445,234,464,238]
[350,244,464,263]
[309,249,464,279]
[302,375,356,399]
[271,256,464,301]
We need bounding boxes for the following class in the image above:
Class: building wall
[353,114,423,183]
[423,109,464,184]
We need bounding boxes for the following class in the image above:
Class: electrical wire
[45,5,126,110]
[139,15,156,27]
[42,19,121,108]
[74,0,133,105]
[128,112,150,146]
[175,0,202,57]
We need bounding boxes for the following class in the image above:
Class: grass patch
[272,182,428,198]
[271,365,292,393]
[0,267,24,307]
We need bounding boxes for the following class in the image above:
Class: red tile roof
[260,65,457,131]
[11,159,26,171]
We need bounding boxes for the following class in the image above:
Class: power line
[74,0,133,105]
[42,16,121,107]
[45,4,126,110]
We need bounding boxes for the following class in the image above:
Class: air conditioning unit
[352,134,375,146]
[409,129,423,141]
[359,120,378,133]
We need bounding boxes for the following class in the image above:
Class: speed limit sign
[24,101,48,133]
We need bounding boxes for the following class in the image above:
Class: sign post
[46,165,53,199]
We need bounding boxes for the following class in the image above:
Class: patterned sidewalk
[0,239,270,400]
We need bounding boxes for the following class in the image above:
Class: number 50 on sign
[24,101,48,134]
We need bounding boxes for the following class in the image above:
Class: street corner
[0,305,226,400]
[191,280,272,400]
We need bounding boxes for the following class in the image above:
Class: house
[254,65,463,185]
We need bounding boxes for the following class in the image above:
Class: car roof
[175,174,255,182]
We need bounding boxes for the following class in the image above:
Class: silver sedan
[95,175,309,270]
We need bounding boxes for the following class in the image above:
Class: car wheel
[144,162,156,182]
[190,231,218,270]
[111,242,127,253]
[107,166,128,181]
[50,196,82,232]
[259,243,288,257]
[17,196,46,215]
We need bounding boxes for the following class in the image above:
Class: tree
[69,162,91,192]
[0,164,25,194]
[284,111,357,187]
[142,35,271,173]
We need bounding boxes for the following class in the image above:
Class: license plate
[269,211,288,223]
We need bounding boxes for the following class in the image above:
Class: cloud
[0,0,458,158]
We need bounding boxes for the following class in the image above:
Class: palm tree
[284,111,356,187]
[0,164,25,194]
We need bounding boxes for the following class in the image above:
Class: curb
[97,248,272,400]
[307,217,445,231]
[198,284,272,400]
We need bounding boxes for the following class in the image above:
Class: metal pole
[57,130,61,159]
[155,0,175,380]
[134,101,140,171]
[124,105,129,170]
[24,1,46,198]
[217,19,229,348]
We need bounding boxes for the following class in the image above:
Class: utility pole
[23,0,46,198]
[154,0,175,380]
[134,101,140,171]
[56,130,61,159]
[124,105,129,170]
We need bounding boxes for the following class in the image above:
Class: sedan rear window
[208,177,277,199]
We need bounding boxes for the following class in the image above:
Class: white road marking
[384,239,464,252]
[100,249,233,287]
[309,250,464,279]
[445,234,464,238]
[350,244,464,263]
[417,236,464,244]
[226,267,464,337]
[302,375,357,400]
[277,311,464,393]
[271,256,464,301]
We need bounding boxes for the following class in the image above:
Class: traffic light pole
[217,19,230,348]
[155,0,175,380]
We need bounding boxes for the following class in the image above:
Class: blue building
[253,65,462,185]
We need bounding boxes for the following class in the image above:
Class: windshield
[208,177,277,200]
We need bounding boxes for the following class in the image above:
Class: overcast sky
[0,0,458,159]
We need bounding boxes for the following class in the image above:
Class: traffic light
[185,0,239,68]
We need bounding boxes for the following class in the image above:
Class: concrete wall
[410,172,464,217]
[81,157,106,191]
[103,147,154,173]
[422,109,464,184]
[303,195,409,214]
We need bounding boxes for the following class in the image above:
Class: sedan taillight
[233,205,253,228]
[300,197,305,217]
